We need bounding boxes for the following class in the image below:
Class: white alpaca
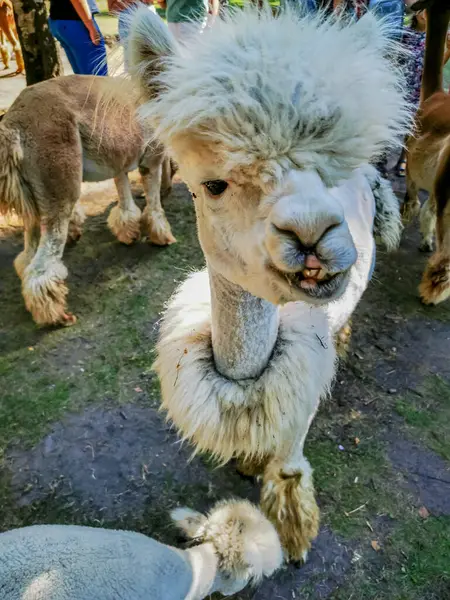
[126,7,410,560]
[0,500,282,600]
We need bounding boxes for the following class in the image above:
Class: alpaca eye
[203,180,228,197]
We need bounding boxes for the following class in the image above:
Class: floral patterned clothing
[400,26,426,109]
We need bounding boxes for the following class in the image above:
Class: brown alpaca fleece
[0,74,175,326]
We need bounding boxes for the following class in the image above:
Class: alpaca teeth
[303,268,320,278]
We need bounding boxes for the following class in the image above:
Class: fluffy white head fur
[131,6,410,185]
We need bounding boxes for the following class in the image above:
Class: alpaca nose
[271,206,344,252]
[266,192,357,276]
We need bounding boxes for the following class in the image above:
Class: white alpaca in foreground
[0,500,282,600]
[126,7,410,560]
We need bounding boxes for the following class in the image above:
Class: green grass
[395,375,450,461]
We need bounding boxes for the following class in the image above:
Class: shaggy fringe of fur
[154,270,336,464]
[141,206,177,245]
[173,499,283,584]
[261,460,319,561]
[107,203,142,245]
[419,251,450,305]
[361,164,403,251]
[0,125,35,222]
[22,261,75,326]
[130,6,411,187]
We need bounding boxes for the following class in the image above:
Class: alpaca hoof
[22,263,71,326]
[334,319,352,360]
[261,465,319,561]
[67,224,83,244]
[142,209,176,246]
[419,252,450,306]
[108,204,142,245]
[419,240,434,253]
[61,312,77,327]
[401,200,420,224]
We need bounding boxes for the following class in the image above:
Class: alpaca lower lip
[272,266,345,300]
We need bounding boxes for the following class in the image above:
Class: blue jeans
[49,18,108,76]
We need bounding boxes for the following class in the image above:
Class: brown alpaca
[0,0,24,73]
[402,0,450,304]
[0,74,176,326]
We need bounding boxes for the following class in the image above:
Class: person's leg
[48,19,83,74]
[52,18,108,76]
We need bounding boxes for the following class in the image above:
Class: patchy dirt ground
[0,166,449,599]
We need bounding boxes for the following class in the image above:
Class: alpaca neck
[185,543,218,600]
[421,6,450,101]
[208,266,279,380]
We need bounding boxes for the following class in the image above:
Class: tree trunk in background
[12,0,63,86]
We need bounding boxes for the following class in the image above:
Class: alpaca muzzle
[265,173,358,301]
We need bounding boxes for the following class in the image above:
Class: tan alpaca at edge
[126,7,410,560]
[402,0,450,305]
[0,0,24,73]
[0,75,176,326]
[0,499,282,599]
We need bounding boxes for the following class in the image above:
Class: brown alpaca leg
[22,218,76,326]
[160,155,173,201]
[67,202,86,243]
[419,250,450,305]
[334,318,352,360]
[139,153,176,246]
[108,172,142,244]
[261,457,319,562]
[14,221,40,280]
[401,171,420,224]
[419,196,436,253]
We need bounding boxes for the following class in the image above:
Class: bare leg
[261,427,320,561]
[107,172,142,245]
[68,202,86,243]
[22,216,76,326]
[140,155,176,245]
[14,221,40,279]
[419,196,436,253]
[0,30,9,69]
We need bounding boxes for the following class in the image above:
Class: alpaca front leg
[401,174,420,224]
[334,318,352,360]
[140,157,176,246]
[14,221,40,280]
[22,219,75,326]
[419,196,436,253]
[261,436,319,562]
[160,155,173,201]
[107,173,142,245]
[67,202,86,243]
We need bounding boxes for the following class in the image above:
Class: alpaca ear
[127,4,175,99]
[171,507,207,539]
